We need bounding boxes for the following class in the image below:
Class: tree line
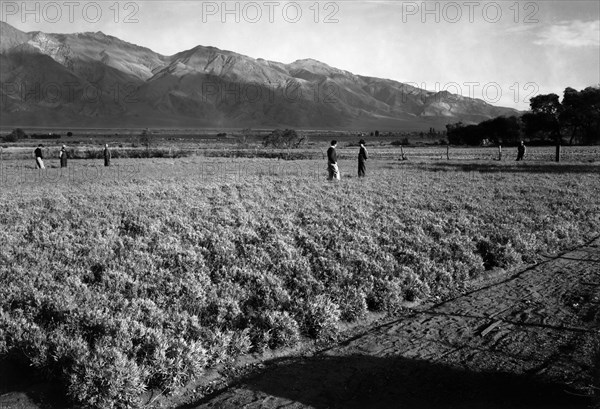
[3,129,70,142]
[446,86,600,146]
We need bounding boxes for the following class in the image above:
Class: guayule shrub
[0,314,7,355]
[244,310,300,351]
[7,320,50,368]
[398,267,431,302]
[249,327,271,353]
[509,231,538,264]
[302,296,341,340]
[1,157,599,408]
[336,287,368,322]
[200,296,243,329]
[127,298,166,329]
[228,328,253,356]
[366,277,405,313]
[47,329,89,373]
[152,338,207,391]
[476,237,521,270]
[264,311,300,349]
[204,329,235,365]
[68,346,146,409]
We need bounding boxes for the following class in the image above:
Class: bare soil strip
[189,237,600,409]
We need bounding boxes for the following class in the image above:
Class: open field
[2,143,600,163]
[1,151,600,408]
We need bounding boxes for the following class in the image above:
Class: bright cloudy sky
[2,0,599,110]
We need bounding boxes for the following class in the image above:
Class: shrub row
[1,162,598,407]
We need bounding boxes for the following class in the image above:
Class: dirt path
[185,237,600,409]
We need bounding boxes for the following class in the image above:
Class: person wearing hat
[103,144,111,166]
[60,145,68,168]
[358,139,368,177]
[516,140,526,161]
[34,144,45,169]
[327,140,340,181]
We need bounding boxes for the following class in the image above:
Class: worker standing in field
[60,145,68,168]
[327,140,340,181]
[516,140,526,161]
[358,139,368,177]
[34,144,45,169]
[103,144,111,166]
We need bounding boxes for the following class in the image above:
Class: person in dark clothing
[103,144,111,166]
[516,140,526,161]
[358,139,368,177]
[60,145,68,168]
[34,144,45,169]
[327,140,340,181]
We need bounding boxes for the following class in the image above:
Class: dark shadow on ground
[415,162,600,174]
[185,354,591,409]
[0,356,67,409]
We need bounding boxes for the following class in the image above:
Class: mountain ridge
[0,21,520,130]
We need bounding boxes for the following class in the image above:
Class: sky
[1,0,599,110]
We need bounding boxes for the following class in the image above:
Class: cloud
[534,20,600,47]
[503,25,536,34]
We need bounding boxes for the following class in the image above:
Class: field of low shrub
[1,157,599,407]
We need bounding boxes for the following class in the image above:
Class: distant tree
[374,130,380,137]
[263,129,306,148]
[479,116,521,145]
[560,87,600,145]
[446,122,482,145]
[67,131,73,137]
[446,122,463,145]
[524,93,565,160]
[531,93,562,116]
[238,128,252,147]
[139,128,152,155]
[522,93,562,142]
[560,87,582,145]
[3,134,17,143]
[578,86,600,144]
[447,86,598,149]
[4,128,27,142]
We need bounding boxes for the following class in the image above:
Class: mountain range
[0,21,519,130]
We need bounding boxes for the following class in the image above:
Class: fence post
[555,144,561,162]
[498,145,502,161]
[446,145,449,160]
